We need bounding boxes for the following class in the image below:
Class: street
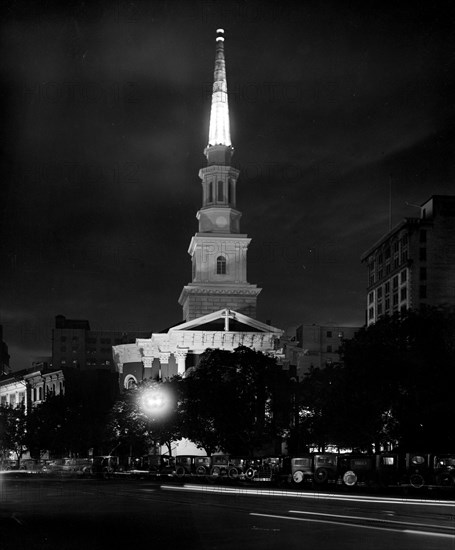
[0,476,454,549]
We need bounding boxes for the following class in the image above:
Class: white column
[159,352,171,380]
[142,357,153,379]
[175,351,188,376]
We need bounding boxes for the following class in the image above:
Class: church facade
[113,29,284,389]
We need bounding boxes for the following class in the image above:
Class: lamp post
[139,383,176,456]
[140,385,174,420]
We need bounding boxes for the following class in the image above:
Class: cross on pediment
[221,309,236,331]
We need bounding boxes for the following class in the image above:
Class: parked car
[432,454,455,487]
[287,455,314,486]
[174,455,211,479]
[312,453,339,485]
[91,456,119,478]
[338,454,376,487]
[143,455,175,478]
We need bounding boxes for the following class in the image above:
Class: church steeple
[178,29,261,322]
[198,29,240,232]
[207,29,231,150]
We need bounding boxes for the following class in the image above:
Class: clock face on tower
[215,215,228,228]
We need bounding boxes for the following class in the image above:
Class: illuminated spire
[208,29,231,147]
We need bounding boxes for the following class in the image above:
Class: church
[112,29,286,389]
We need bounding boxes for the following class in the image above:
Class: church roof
[168,308,283,334]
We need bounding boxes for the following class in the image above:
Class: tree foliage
[299,307,455,451]
[180,347,289,456]
[0,406,28,464]
[103,378,184,456]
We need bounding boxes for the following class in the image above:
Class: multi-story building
[361,195,455,325]
[0,372,27,409]
[0,325,10,376]
[293,324,360,379]
[52,315,150,371]
[0,368,65,412]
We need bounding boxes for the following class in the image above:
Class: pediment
[168,309,283,335]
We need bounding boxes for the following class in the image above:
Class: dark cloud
[1,1,454,368]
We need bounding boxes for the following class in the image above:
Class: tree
[299,306,455,452]
[180,347,288,456]
[104,378,184,458]
[0,406,28,466]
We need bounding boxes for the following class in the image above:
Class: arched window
[217,180,224,202]
[124,375,137,390]
[216,255,226,275]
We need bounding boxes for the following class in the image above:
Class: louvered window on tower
[208,181,213,203]
[216,255,226,274]
[217,180,224,201]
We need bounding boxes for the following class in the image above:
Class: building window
[385,264,391,275]
[369,274,375,286]
[60,346,67,352]
[124,375,138,390]
[420,285,427,299]
[393,293,398,306]
[392,276,399,290]
[208,181,213,203]
[326,345,332,353]
[38,387,43,400]
[385,248,391,259]
[385,298,390,311]
[385,282,390,294]
[420,230,427,243]
[368,292,374,305]
[378,268,383,280]
[377,287,383,300]
[420,267,427,280]
[216,255,226,274]
[393,241,399,253]
[400,287,407,301]
[217,180,224,202]
[394,257,400,269]
[378,253,383,264]
[326,331,332,338]
[400,270,407,283]
[377,303,383,316]
[401,250,408,264]
[419,248,426,261]
[368,307,374,320]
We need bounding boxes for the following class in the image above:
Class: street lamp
[139,385,174,419]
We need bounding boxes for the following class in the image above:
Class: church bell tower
[178,29,261,321]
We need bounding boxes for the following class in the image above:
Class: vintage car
[432,454,455,487]
[174,455,211,479]
[91,456,119,478]
[312,453,339,485]
[287,455,314,485]
[338,454,376,487]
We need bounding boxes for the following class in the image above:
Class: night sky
[1,1,454,369]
